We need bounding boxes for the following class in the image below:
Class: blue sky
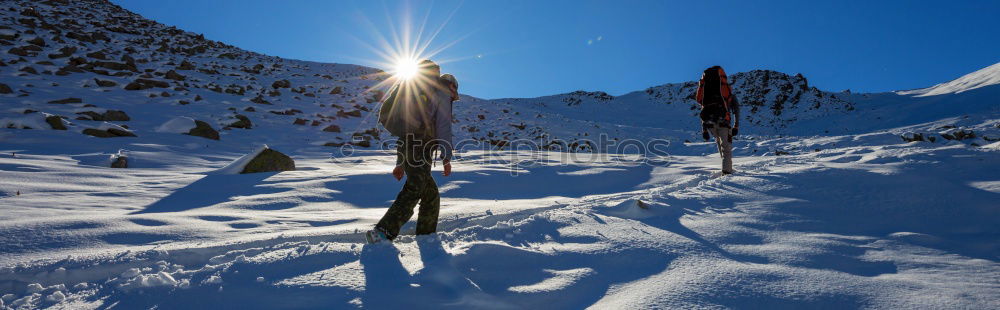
[114,0,999,99]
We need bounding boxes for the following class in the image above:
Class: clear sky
[113,0,999,99]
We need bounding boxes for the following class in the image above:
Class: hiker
[696,65,741,174]
[367,60,457,243]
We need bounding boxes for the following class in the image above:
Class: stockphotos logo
[329,134,672,176]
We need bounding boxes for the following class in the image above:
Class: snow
[898,62,1000,97]
[0,0,998,308]
[0,113,52,131]
[155,116,197,134]
[2,138,997,308]
[213,144,269,175]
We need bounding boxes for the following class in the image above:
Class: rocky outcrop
[901,133,928,143]
[93,78,117,87]
[227,114,252,129]
[164,70,185,81]
[48,97,82,104]
[187,120,219,140]
[45,115,67,130]
[941,129,976,141]
[271,79,291,89]
[76,110,130,121]
[124,78,170,90]
[82,128,135,138]
[241,148,295,174]
[110,156,127,168]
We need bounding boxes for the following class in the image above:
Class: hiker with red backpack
[696,65,741,174]
[367,60,458,243]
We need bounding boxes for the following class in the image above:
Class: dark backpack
[378,81,435,138]
[699,67,730,123]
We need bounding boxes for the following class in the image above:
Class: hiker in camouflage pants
[369,62,458,242]
[696,65,741,174]
[375,137,440,239]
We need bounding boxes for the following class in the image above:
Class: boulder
[94,78,116,87]
[48,97,82,104]
[47,46,76,59]
[941,129,976,141]
[103,110,130,121]
[8,47,29,57]
[187,120,219,140]
[322,125,341,133]
[76,110,130,121]
[228,114,252,129]
[177,60,195,70]
[250,95,270,105]
[336,110,362,118]
[92,61,136,72]
[164,70,185,81]
[19,66,38,74]
[110,156,127,168]
[350,140,372,148]
[271,79,291,89]
[124,78,169,90]
[241,148,295,174]
[45,115,67,130]
[86,51,107,60]
[0,83,11,94]
[901,133,925,142]
[82,128,135,138]
[107,128,136,137]
[26,37,45,47]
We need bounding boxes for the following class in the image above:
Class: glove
[702,130,711,141]
[731,127,739,137]
[392,165,404,181]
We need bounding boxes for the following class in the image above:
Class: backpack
[697,66,733,124]
[378,80,436,138]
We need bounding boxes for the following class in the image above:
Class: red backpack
[696,66,734,123]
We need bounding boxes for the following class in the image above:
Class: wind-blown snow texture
[1,1,998,309]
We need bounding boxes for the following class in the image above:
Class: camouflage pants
[375,140,440,240]
[708,124,734,173]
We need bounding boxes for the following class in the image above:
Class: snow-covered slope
[898,62,1000,97]
[0,0,389,159]
[1,1,999,309]
[2,0,995,157]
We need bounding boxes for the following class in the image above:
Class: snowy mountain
[1,1,998,309]
[897,62,1000,97]
[2,0,995,156]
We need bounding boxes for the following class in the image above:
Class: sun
[394,58,420,79]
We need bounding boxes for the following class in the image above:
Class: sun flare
[395,58,420,79]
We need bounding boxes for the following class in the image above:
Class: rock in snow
[212,145,295,174]
[241,148,295,174]
[188,120,220,140]
[156,117,220,140]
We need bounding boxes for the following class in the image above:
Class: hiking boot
[365,227,390,244]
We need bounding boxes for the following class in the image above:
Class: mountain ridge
[1,0,997,156]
